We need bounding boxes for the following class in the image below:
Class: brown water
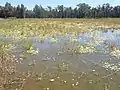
[5,29,120,90]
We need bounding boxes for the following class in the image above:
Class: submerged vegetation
[1,19,120,90]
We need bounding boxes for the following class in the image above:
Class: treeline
[0,2,120,18]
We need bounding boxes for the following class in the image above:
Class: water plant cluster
[0,19,120,41]
[103,62,120,71]
[0,19,120,90]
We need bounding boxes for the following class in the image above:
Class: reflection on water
[4,29,120,90]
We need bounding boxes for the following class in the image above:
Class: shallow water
[4,29,120,90]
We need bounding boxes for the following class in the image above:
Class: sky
[0,0,120,9]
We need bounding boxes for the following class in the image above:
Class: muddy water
[7,29,120,90]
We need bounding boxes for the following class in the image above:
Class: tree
[3,2,13,18]
[77,3,91,18]
[0,2,120,18]
[101,3,111,17]
[16,5,20,18]
[39,5,46,18]
[57,5,64,18]
[25,10,35,18]
[20,4,25,18]
[113,6,120,17]
[51,8,58,18]
[33,5,40,18]
[0,6,5,18]
[47,6,53,18]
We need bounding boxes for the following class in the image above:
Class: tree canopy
[0,2,120,18]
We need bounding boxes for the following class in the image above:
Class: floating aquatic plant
[23,39,33,50]
[71,37,78,42]
[110,48,120,59]
[74,45,96,54]
[56,62,68,72]
[28,60,36,66]
[51,37,57,43]
[19,54,27,60]
[103,62,120,71]
[26,46,39,55]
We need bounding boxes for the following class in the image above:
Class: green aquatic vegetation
[0,41,16,52]
[28,60,36,66]
[74,45,96,54]
[0,37,5,41]
[103,62,120,71]
[42,57,51,61]
[23,39,33,50]
[19,54,28,60]
[2,43,16,51]
[110,48,120,59]
[56,62,68,72]
[1,19,120,41]
[26,46,39,55]
[51,37,57,43]
[23,39,39,55]
[1,19,120,90]
[71,37,78,42]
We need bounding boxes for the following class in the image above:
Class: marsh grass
[0,43,16,90]
[0,18,120,41]
[0,41,36,90]
[0,18,120,90]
